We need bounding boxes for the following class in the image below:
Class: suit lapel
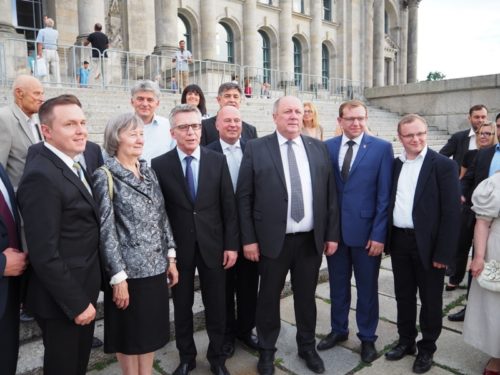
[302,135,317,188]
[413,150,434,207]
[168,149,194,206]
[196,148,212,207]
[266,133,286,189]
[12,105,37,145]
[349,133,372,176]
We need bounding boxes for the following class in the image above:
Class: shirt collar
[276,131,302,146]
[143,114,159,127]
[468,128,476,138]
[176,146,201,162]
[219,138,241,150]
[399,145,428,162]
[341,132,364,146]
[43,142,80,171]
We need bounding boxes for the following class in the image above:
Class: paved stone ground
[84,256,488,375]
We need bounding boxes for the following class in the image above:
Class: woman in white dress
[463,171,500,375]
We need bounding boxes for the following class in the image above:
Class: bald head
[12,75,44,117]
[216,105,242,145]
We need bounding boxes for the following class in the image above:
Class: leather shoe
[413,352,433,374]
[385,342,416,361]
[257,351,275,375]
[91,336,103,348]
[316,332,348,351]
[298,349,325,374]
[448,307,466,322]
[173,361,196,375]
[210,363,230,375]
[222,341,235,358]
[237,333,259,351]
[445,283,458,291]
[361,341,377,363]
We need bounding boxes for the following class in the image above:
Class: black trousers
[35,315,95,375]
[172,245,226,365]
[256,231,322,353]
[225,254,259,342]
[449,205,475,286]
[390,228,445,355]
[0,277,20,375]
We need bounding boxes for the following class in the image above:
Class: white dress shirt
[44,142,79,174]
[142,114,176,165]
[338,133,364,171]
[468,128,477,151]
[276,132,314,233]
[220,139,243,192]
[392,146,428,229]
[176,146,201,195]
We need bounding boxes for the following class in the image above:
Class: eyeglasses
[479,132,493,137]
[399,131,427,139]
[304,110,313,114]
[173,123,202,132]
[341,117,366,123]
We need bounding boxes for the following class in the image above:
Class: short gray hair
[169,104,201,128]
[130,80,160,99]
[103,113,144,157]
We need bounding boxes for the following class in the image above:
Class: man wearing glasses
[152,104,238,375]
[385,114,460,374]
[318,100,393,364]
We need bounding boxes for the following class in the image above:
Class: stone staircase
[0,86,451,374]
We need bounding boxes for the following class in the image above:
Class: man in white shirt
[130,80,175,165]
[36,18,61,85]
[385,114,460,374]
[172,40,193,93]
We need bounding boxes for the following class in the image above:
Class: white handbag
[477,260,500,292]
[34,57,48,77]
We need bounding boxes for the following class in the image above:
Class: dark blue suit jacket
[325,133,393,247]
[0,163,21,318]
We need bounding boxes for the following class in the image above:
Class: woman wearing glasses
[93,113,178,375]
[301,101,325,140]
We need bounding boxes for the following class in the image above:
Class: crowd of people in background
[1,73,500,375]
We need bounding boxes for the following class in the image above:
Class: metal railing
[0,37,364,101]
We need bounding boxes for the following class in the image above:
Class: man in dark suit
[200,82,257,146]
[439,104,488,171]
[0,163,28,375]
[17,95,101,375]
[152,104,239,375]
[385,114,460,374]
[318,100,393,363]
[237,96,339,375]
[206,106,259,357]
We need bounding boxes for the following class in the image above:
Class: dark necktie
[0,190,19,249]
[341,140,355,181]
[287,140,304,223]
[185,156,196,202]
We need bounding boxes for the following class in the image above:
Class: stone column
[388,58,395,85]
[407,0,420,83]
[399,1,408,83]
[0,0,28,80]
[364,0,374,87]
[279,0,294,84]
[154,0,178,55]
[0,0,16,35]
[243,0,258,68]
[201,0,217,61]
[310,0,322,87]
[373,0,384,87]
[76,0,105,41]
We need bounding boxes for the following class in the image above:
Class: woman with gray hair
[93,112,178,375]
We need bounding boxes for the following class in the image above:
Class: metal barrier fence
[0,37,364,101]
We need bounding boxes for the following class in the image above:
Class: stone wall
[365,74,500,133]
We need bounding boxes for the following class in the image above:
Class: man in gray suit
[0,75,44,190]
[237,96,339,375]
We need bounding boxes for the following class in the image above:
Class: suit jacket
[461,145,496,201]
[325,133,393,247]
[151,147,239,268]
[0,164,22,318]
[0,104,41,189]
[237,133,339,258]
[201,116,258,146]
[26,140,104,176]
[17,145,101,320]
[439,129,470,170]
[387,149,461,269]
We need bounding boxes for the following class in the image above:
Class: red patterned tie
[0,190,19,249]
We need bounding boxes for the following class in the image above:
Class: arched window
[293,37,302,87]
[216,23,234,63]
[322,43,329,88]
[259,30,271,84]
[178,15,192,52]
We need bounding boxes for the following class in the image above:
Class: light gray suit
[0,104,40,189]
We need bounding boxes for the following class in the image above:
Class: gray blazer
[0,104,40,189]
[93,157,176,280]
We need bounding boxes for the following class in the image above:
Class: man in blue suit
[0,163,28,375]
[318,100,393,363]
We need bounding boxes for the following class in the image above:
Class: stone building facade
[0,0,421,88]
